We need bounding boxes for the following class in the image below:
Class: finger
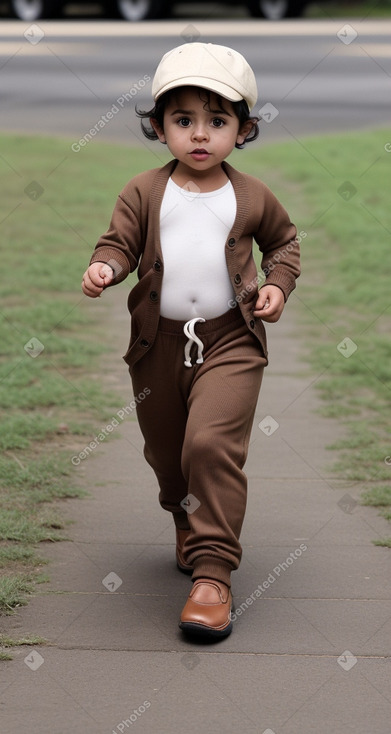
[253,300,269,318]
[101,271,113,286]
[256,290,268,308]
[83,272,97,290]
[254,297,279,315]
[100,264,114,282]
[82,276,103,297]
[91,269,105,285]
[254,310,279,323]
[82,283,102,298]
[90,272,108,289]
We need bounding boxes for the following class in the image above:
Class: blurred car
[5,0,308,21]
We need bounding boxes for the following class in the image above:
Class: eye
[177,117,191,127]
[211,118,225,128]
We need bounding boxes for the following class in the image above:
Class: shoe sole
[179,619,232,640]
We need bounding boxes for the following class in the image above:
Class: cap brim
[154,77,244,104]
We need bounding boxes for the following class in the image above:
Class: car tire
[110,0,169,20]
[9,0,63,20]
[246,0,306,19]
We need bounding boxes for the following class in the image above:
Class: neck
[171,162,228,192]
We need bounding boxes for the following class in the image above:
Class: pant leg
[130,326,191,529]
[131,311,266,586]
[181,319,266,586]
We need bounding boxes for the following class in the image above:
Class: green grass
[0,546,39,567]
[306,0,391,17]
[231,128,391,544]
[0,633,47,660]
[361,485,391,531]
[0,574,36,615]
[0,634,46,647]
[0,134,143,620]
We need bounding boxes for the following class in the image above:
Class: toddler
[82,42,300,640]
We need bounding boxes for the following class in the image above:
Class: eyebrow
[170,108,233,117]
[170,109,194,115]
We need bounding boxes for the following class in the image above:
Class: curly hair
[136,87,259,149]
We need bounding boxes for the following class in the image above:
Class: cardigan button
[140,339,150,348]
[153,261,161,271]
[149,290,158,302]
[228,237,235,247]
[249,319,255,329]
[234,273,242,285]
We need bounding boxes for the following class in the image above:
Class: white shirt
[159,177,237,320]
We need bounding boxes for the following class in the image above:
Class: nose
[191,123,209,142]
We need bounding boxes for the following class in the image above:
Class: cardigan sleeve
[253,183,300,301]
[89,174,150,286]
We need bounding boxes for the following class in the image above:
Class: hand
[253,285,285,323]
[82,263,113,298]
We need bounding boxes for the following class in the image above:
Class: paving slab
[1,650,390,734]
[1,289,390,734]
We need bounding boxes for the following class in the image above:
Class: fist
[82,262,114,298]
[253,284,285,323]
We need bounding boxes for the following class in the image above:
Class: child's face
[151,87,252,177]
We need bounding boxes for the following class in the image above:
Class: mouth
[190,149,210,160]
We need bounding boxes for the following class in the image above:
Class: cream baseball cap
[152,42,258,111]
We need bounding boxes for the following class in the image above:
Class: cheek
[167,127,187,145]
[221,129,241,146]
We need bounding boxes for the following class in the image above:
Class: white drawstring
[183,317,206,367]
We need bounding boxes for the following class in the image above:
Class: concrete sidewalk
[1,289,390,734]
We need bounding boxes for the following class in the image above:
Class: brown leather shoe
[179,579,233,639]
[175,528,193,574]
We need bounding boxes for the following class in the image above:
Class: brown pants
[130,308,266,587]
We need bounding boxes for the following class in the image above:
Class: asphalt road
[1,19,391,147]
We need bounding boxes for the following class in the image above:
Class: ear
[236,120,255,146]
[150,118,166,144]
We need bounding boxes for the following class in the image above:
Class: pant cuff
[192,557,233,587]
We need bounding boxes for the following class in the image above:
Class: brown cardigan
[90,159,300,369]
